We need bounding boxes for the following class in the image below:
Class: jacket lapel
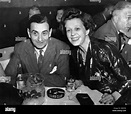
[110,20,120,49]
[24,40,39,73]
[84,44,92,83]
[39,38,56,73]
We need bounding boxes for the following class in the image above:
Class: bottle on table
[16,63,24,89]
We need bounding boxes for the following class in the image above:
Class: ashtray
[47,88,65,99]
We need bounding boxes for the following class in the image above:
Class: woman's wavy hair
[61,8,96,35]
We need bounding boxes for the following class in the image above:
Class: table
[22,87,80,105]
[0,78,80,105]
[42,87,80,105]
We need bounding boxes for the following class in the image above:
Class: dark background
[0,0,127,48]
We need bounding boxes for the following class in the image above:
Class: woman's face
[65,18,87,46]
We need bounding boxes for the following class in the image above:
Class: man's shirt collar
[34,44,48,60]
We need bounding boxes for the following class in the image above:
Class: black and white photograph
[0,0,131,113]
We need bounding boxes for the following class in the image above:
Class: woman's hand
[99,93,115,105]
[74,80,83,89]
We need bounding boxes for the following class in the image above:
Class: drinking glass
[66,78,75,92]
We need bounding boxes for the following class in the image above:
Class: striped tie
[38,49,43,70]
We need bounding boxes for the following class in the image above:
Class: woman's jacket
[70,37,131,94]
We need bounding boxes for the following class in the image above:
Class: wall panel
[0,0,128,48]
[0,0,126,7]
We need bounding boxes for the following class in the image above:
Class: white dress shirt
[34,45,48,63]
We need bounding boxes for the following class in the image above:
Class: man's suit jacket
[93,13,106,30]
[18,16,29,38]
[93,20,131,63]
[5,38,70,87]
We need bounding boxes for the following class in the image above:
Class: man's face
[28,22,52,49]
[116,8,131,34]
[29,9,41,18]
[56,9,64,22]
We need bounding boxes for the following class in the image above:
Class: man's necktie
[118,32,126,53]
[38,49,43,70]
[118,32,122,51]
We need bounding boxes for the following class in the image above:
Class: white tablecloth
[42,87,80,105]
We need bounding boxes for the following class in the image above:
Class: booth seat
[0,47,14,70]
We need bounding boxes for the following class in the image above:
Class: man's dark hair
[28,14,51,29]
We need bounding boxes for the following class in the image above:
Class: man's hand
[0,76,11,83]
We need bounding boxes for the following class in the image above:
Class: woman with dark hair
[62,8,131,105]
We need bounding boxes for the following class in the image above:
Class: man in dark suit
[93,1,131,65]
[18,5,41,40]
[93,4,114,30]
[5,14,70,87]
